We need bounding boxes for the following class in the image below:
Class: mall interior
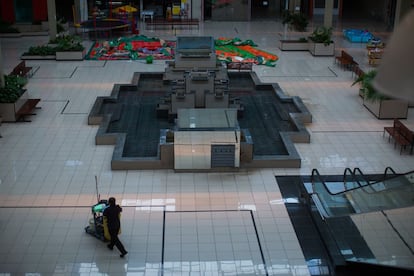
[0,0,413,275]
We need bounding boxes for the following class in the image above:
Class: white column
[394,0,412,29]
[0,42,4,88]
[47,0,57,39]
[324,0,334,28]
[80,0,89,22]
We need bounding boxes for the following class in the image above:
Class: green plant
[0,75,28,103]
[0,20,19,33]
[24,45,56,56]
[352,70,388,101]
[309,26,333,45]
[56,16,68,34]
[282,11,309,32]
[57,22,65,34]
[52,34,84,51]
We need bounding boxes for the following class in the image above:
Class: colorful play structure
[85,35,174,60]
[74,4,138,38]
[85,35,279,67]
[343,29,373,43]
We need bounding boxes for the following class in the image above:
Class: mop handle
[95,175,100,202]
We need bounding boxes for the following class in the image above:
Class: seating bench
[335,50,358,71]
[16,98,41,122]
[226,62,253,72]
[147,19,199,29]
[352,65,365,80]
[10,60,33,78]
[383,119,414,154]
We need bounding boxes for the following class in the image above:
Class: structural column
[0,42,4,88]
[288,0,301,12]
[324,0,334,28]
[47,0,57,39]
[394,0,412,29]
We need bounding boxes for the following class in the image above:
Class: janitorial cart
[85,199,110,241]
[85,176,111,241]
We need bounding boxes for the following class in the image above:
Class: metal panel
[211,145,235,167]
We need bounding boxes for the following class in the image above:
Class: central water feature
[88,36,312,171]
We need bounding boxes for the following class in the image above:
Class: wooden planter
[279,40,309,51]
[363,97,409,119]
[56,50,85,61]
[0,90,29,122]
[308,42,335,56]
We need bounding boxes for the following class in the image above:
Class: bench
[352,65,365,80]
[15,98,41,122]
[10,61,33,78]
[335,50,358,71]
[146,19,199,29]
[226,62,253,72]
[383,119,414,154]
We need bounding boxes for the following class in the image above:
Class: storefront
[0,0,407,26]
[0,0,48,23]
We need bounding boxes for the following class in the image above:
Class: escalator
[308,167,414,219]
[277,168,414,275]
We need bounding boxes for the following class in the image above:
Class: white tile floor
[0,19,413,275]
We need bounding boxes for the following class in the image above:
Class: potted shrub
[0,75,29,121]
[282,11,309,32]
[352,70,408,119]
[54,34,85,60]
[308,26,335,56]
[280,11,309,51]
[21,34,85,60]
[0,20,20,34]
[279,37,309,51]
[21,45,56,60]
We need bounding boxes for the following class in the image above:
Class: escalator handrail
[311,168,366,197]
[352,167,406,195]
[312,168,354,196]
[352,167,377,193]
[310,168,334,219]
[384,166,397,178]
[343,167,372,192]
[311,168,414,197]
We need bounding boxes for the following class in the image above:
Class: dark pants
[108,228,127,254]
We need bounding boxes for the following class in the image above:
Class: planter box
[56,50,85,61]
[0,90,29,122]
[308,42,335,56]
[363,98,409,119]
[21,55,56,60]
[279,40,309,51]
[41,21,49,31]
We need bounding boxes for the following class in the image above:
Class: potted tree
[352,70,408,119]
[280,11,309,51]
[308,26,335,56]
[0,75,29,121]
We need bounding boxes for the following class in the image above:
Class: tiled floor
[0,18,413,275]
